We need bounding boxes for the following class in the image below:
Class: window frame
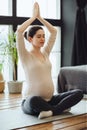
[0,0,62,30]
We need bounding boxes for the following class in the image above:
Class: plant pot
[8,81,23,94]
[0,81,5,93]
[0,72,4,80]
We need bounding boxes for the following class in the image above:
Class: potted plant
[7,30,23,93]
[0,29,23,93]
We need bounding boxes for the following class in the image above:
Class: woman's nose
[41,36,45,40]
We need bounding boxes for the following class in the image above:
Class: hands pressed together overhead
[32,2,40,19]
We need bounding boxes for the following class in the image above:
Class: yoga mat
[0,100,87,130]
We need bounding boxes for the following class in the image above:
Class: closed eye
[36,34,45,38]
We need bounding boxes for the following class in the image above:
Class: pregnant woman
[16,2,83,119]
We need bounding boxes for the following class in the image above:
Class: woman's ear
[28,36,32,42]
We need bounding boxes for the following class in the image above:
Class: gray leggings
[21,89,83,116]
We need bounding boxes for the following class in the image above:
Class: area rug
[0,100,87,130]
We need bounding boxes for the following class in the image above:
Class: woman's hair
[24,25,43,40]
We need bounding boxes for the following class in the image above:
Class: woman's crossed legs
[21,89,83,118]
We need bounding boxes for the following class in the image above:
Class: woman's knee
[73,89,83,99]
[21,96,39,114]
[21,99,29,114]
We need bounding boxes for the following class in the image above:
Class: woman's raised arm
[16,2,39,61]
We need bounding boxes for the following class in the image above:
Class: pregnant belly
[25,79,54,101]
[34,81,54,101]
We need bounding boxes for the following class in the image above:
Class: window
[0,0,61,94]
[0,25,14,81]
[17,0,60,19]
[0,0,12,16]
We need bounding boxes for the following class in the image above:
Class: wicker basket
[0,81,5,93]
[8,81,23,94]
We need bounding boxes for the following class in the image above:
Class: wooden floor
[0,93,87,130]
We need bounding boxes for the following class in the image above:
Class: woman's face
[30,29,45,48]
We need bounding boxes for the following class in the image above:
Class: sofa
[57,65,87,94]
